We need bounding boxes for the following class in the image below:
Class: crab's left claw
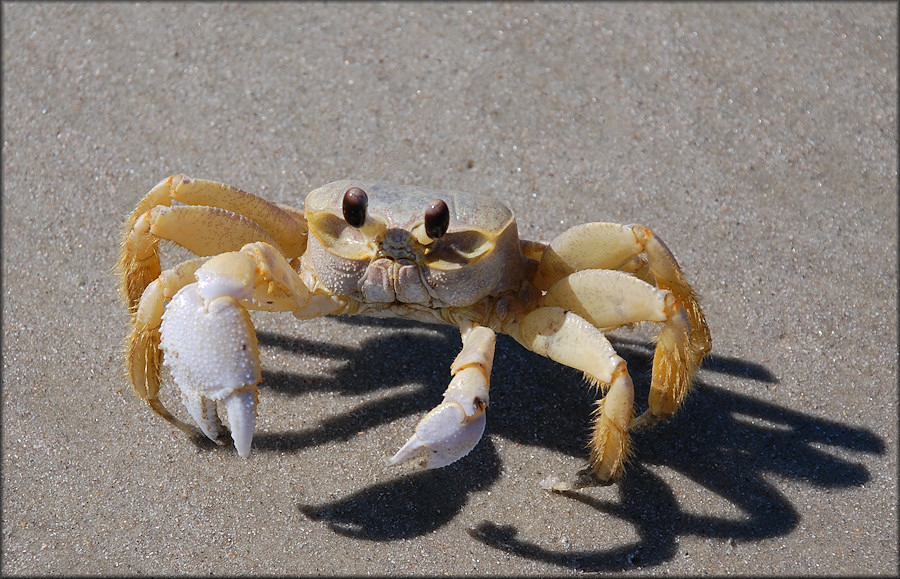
[389,325,495,470]
[388,389,487,469]
[159,282,261,457]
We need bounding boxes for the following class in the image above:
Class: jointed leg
[629,224,710,427]
[531,222,711,428]
[631,224,710,361]
[513,307,635,484]
[389,321,496,469]
[530,222,647,291]
[631,304,693,430]
[117,175,308,310]
[128,257,209,434]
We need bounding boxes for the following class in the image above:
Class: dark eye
[342,187,368,228]
[424,199,449,239]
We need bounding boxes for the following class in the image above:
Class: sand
[2,3,896,575]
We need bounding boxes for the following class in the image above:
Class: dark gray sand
[3,3,896,575]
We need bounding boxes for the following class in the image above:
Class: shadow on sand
[233,317,883,571]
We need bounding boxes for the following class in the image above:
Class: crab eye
[424,199,450,240]
[342,187,368,228]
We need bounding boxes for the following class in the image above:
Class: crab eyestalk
[342,187,386,239]
[411,199,450,246]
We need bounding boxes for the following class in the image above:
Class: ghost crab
[118,175,710,487]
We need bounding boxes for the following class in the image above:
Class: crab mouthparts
[378,228,421,261]
[360,256,433,305]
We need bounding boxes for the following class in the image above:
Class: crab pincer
[159,283,260,456]
[389,324,495,469]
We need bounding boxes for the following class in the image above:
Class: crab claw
[389,324,496,470]
[159,282,261,457]
[388,394,487,469]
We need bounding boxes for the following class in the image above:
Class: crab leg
[117,175,307,310]
[537,266,698,455]
[513,307,635,485]
[542,268,673,330]
[532,222,711,425]
[165,175,307,256]
[632,224,711,363]
[389,322,496,470]
[532,222,710,357]
[531,222,646,291]
[128,257,210,434]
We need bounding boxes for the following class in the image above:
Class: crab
[117,175,710,487]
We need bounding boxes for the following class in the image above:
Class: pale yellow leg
[117,175,308,310]
[542,268,673,330]
[531,222,646,291]
[540,267,701,431]
[533,222,710,358]
[128,257,209,434]
[631,224,711,363]
[531,222,711,430]
[631,303,694,430]
[629,225,710,429]
[512,307,635,484]
[168,175,307,256]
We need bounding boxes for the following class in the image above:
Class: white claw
[390,325,495,470]
[159,282,261,455]
[388,355,491,470]
[223,387,257,458]
[388,400,486,469]
[181,389,223,442]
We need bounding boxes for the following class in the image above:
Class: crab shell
[302,181,526,308]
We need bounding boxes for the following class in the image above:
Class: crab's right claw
[159,282,261,457]
[388,398,487,470]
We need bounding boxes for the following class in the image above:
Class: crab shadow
[247,317,883,571]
